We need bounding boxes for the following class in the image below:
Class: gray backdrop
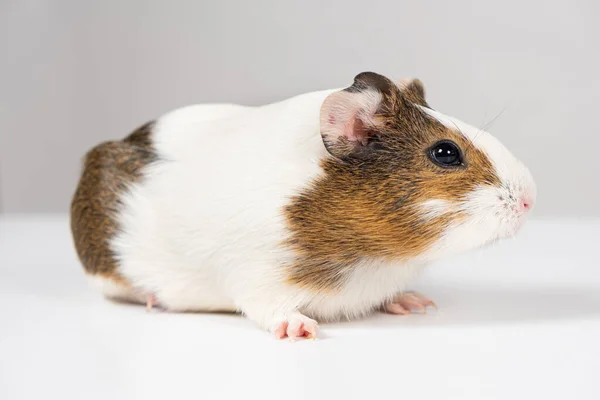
[1,0,598,216]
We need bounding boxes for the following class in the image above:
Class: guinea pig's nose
[519,196,534,212]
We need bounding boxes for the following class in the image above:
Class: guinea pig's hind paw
[145,294,159,312]
[272,313,318,341]
[384,291,437,315]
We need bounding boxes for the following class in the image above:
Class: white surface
[1,215,599,400]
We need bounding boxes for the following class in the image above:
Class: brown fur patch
[70,122,157,281]
[284,73,500,292]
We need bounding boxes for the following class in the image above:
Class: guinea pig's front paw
[271,312,318,341]
[383,291,437,315]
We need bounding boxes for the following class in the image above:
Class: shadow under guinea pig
[331,283,600,329]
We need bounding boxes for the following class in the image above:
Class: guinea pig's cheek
[461,185,502,216]
[417,211,498,261]
[456,185,506,235]
[464,183,530,239]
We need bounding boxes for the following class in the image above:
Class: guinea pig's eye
[429,141,463,167]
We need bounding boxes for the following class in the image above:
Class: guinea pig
[70,72,536,339]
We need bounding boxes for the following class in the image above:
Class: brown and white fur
[71,72,536,339]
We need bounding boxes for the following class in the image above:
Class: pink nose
[520,196,534,212]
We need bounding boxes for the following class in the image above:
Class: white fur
[113,90,344,324]
[106,88,536,332]
[87,275,146,304]
[419,199,454,221]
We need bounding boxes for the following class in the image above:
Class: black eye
[429,141,463,167]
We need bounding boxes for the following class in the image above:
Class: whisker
[469,106,508,151]
[480,106,508,133]
[448,119,475,150]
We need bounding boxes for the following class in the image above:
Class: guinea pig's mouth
[501,217,529,240]
[514,217,530,236]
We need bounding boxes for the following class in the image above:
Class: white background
[1,0,599,216]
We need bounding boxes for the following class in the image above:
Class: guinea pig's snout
[515,165,537,215]
[519,195,534,213]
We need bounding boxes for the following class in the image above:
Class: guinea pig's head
[288,72,536,264]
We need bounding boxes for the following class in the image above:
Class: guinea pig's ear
[397,78,429,108]
[320,72,397,160]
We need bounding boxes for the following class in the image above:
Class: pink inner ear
[320,89,381,151]
[345,114,369,146]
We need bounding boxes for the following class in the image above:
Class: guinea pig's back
[111,94,329,273]
[72,92,330,308]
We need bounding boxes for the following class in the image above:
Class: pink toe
[410,292,437,309]
[386,303,410,315]
[287,321,304,339]
[399,299,426,313]
[274,322,288,339]
[274,315,319,340]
